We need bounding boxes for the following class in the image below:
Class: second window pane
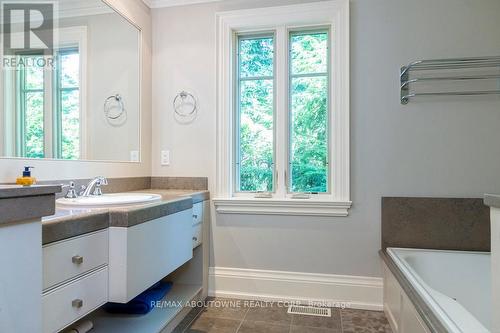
[290,76,328,193]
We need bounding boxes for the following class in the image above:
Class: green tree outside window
[235,31,329,193]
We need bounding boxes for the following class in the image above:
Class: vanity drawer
[192,202,203,225]
[43,230,108,290]
[43,267,108,333]
[192,223,202,248]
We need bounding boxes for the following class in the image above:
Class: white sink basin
[56,193,162,209]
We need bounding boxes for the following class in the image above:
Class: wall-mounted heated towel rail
[400,56,500,104]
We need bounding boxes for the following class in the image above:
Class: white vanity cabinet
[42,200,209,333]
[192,202,204,248]
[192,202,203,225]
[42,230,109,333]
[0,220,43,333]
[108,209,193,303]
[383,263,430,333]
[86,200,210,333]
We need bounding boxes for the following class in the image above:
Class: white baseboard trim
[208,267,383,311]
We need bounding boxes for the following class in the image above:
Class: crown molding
[5,0,113,24]
[143,0,221,9]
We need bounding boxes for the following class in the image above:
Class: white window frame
[214,0,351,217]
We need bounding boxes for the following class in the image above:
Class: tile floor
[173,299,392,333]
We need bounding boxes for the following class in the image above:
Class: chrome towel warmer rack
[400,56,500,104]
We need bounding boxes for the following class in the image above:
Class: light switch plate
[130,150,140,162]
[161,150,170,166]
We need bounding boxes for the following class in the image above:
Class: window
[235,31,330,194]
[215,1,350,216]
[15,46,82,160]
[6,26,87,160]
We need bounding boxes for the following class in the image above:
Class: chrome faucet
[62,181,78,199]
[81,176,108,197]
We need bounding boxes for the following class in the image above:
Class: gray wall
[152,0,500,278]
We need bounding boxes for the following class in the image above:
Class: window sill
[212,197,352,217]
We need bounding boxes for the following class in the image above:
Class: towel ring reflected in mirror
[104,94,125,120]
[173,91,197,117]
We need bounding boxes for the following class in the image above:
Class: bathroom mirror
[0,0,141,162]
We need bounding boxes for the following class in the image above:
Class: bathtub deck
[380,250,447,333]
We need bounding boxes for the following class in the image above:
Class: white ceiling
[142,0,222,9]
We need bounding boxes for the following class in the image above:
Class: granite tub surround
[380,196,492,333]
[379,250,445,333]
[382,197,490,251]
[0,185,61,224]
[42,188,210,244]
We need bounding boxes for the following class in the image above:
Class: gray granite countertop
[0,185,61,225]
[379,250,447,333]
[484,194,500,208]
[42,189,209,244]
[0,184,61,198]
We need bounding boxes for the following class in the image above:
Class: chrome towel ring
[173,91,197,117]
[104,94,125,119]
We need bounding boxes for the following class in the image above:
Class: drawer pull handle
[193,237,198,241]
[72,299,83,308]
[193,214,198,219]
[72,255,84,265]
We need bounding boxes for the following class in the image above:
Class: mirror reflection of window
[56,49,80,160]
[17,55,45,158]
[14,49,81,160]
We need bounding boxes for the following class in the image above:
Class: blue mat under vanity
[104,281,173,315]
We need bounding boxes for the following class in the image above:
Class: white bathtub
[387,248,491,333]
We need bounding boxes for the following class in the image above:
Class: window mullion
[45,60,53,158]
[17,65,26,157]
[274,26,287,198]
